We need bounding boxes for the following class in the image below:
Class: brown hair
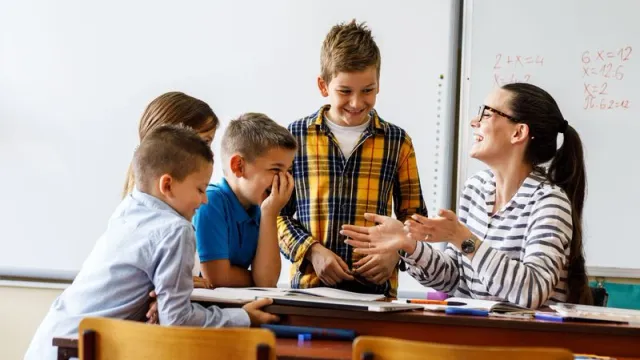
[123,92,218,197]
[502,83,593,305]
[320,19,381,84]
[133,124,213,193]
[220,113,297,164]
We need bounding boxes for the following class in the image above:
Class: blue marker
[261,324,356,340]
[534,312,565,322]
[445,307,489,317]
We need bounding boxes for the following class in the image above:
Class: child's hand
[352,252,399,285]
[193,275,213,289]
[307,243,354,286]
[261,172,294,216]
[146,290,159,324]
[242,298,280,326]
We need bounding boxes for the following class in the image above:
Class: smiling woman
[342,82,593,309]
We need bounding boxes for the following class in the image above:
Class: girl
[342,83,593,308]
[123,91,218,196]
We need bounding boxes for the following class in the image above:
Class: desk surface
[52,302,640,359]
[264,304,640,358]
[264,304,640,337]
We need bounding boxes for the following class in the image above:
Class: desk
[53,304,640,359]
[53,337,352,360]
[269,304,640,359]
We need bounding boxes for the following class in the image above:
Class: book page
[551,304,640,324]
[287,287,384,301]
[447,297,501,311]
[191,287,286,303]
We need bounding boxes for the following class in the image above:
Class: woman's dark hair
[502,83,593,305]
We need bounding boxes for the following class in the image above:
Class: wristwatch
[460,238,477,254]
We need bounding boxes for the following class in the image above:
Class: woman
[341,83,593,308]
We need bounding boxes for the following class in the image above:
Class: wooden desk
[53,303,640,359]
[53,336,352,360]
[268,304,640,359]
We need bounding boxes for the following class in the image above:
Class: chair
[591,286,609,307]
[78,317,275,360]
[352,336,574,360]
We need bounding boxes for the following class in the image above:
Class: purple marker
[427,291,449,301]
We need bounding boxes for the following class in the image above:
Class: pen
[407,299,466,306]
[445,307,489,317]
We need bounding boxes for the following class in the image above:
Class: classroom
[2,0,640,359]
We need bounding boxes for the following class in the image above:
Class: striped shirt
[402,170,571,309]
[278,105,427,297]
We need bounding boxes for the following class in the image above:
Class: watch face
[461,239,475,254]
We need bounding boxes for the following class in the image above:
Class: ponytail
[548,125,593,305]
[122,162,135,198]
[502,83,593,305]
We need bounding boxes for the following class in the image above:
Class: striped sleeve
[471,188,572,309]
[401,242,461,293]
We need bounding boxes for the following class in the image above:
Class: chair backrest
[591,286,609,307]
[78,317,276,360]
[352,336,574,360]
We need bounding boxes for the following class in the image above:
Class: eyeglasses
[478,104,519,122]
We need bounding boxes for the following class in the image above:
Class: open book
[548,303,640,324]
[262,295,423,313]
[191,286,385,304]
[395,297,534,315]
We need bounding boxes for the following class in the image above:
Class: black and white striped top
[402,170,572,309]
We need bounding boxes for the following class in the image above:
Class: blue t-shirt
[193,178,261,269]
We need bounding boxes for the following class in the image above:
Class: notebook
[261,294,424,312]
[394,297,534,315]
[548,303,640,324]
[191,286,384,304]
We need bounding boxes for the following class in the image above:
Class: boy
[278,20,428,297]
[25,125,278,360]
[194,113,297,288]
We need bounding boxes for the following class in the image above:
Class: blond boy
[278,20,427,297]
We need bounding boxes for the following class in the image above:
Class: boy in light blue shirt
[194,113,297,287]
[25,125,278,360]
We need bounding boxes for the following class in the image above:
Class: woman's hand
[404,209,472,248]
[341,213,417,255]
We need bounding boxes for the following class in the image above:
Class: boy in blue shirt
[25,125,278,360]
[194,113,297,288]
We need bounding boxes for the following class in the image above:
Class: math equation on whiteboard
[493,54,543,86]
[582,46,632,110]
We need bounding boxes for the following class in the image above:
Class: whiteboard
[458,0,639,275]
[0,0,460,294]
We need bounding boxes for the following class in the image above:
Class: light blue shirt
[25,189,250,360]
[194,178,261,268]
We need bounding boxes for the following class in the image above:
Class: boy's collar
[309,105,385,133]
[219,178,260,223]
[130,188,181,217]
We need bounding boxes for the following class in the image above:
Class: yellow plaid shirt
[277,106,427,297]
